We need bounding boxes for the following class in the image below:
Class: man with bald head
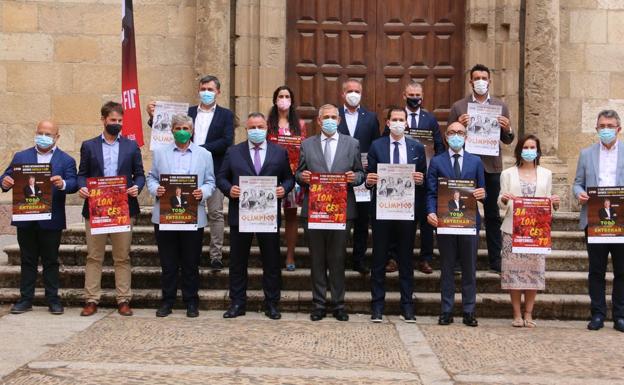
[1,120,78,315]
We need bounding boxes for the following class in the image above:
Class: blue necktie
[453,153,461,178]
[410,113,417,129]
[393,141,400,164]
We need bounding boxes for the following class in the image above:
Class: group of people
[1,64,623,333]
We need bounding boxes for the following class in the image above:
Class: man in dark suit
[598,199,617,222]
[338,78,379,275]
[23,176,43,199]
[217,112,294,320]
[426,122,486,327]
[448,190,466,213]
[1,120,78,315]
[365,107,426,323]
[77,101,145,317]
[170,187,188,209]
[148,75,234,271]
[297,104,365,322]
[448,64,514,273]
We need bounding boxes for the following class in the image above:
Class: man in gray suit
[573,109,624,333]
[296,104,365,322]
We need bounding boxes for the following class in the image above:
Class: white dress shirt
[599,140,618,187]
[448,148,464,173]
[193,104,216,146]
[406,107,420,129]
[471,93,491,105]
[390,136,407,164]
[36,146,65,190]
[344,105,359,137]
[248,140,267,169]
[321,132,339,167]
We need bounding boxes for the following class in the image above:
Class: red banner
[307,173,347,230]
[87,176,131,235]
[512,197,552,254]
[121,0,143,146]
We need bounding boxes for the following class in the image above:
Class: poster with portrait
[587,187,624,243]
[87,176,131,235]
[407,129,435,166]
[354,153,371,203]
[512,197,552,254]
[308,173,347,230]
[159,174,198,231]
[465,102,502,156]
[436,178,477,235]
[150,101,189,151]
[239,176,278,233]
[375,163,415,220]
[268,135,302,175]
[11,164,52,221]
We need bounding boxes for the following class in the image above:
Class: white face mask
[389,121,406,136]
[345,91,361,107]
[473,79,489,96]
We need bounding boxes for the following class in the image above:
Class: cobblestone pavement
[1,310,623,384]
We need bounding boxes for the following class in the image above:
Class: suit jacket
[1,147,78,230]
[366,136,427,219]
[217,141,294,227]
[383,108,445,156]
[447,94,514,173]
[573,142,624,229]
[147,143,215,227]
[23,184,42,198]
[426,150,486,228]
[170,195,188,209]
[598,207,616,222]
[338,105,380,153]
[498,166,553,234]
[77,135,145,218]
[188,104,234,172]
[448,199,466,212]
[295,133,365,220]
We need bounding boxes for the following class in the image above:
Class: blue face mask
[521,148,538,162]
[199,90,216,105]
[322,119,338,135]
[247,128,267,144]
[447,134,464,151]
[598,128,617,145]
[35,134,54,149]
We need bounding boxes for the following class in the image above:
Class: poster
[239,176,278,233]
[268,135,302,175]
[375,163,415,220]
[587,187,624,243]
[159,174,198,231]
[150,101,189,151]
[87,176,131,235]
[407,129,435,166]
[512,197,552,254]
[436,178,477,235]
[308,173,347,230]
[11,164,52,221]
[465,102,502,156]
[354,153,371,203]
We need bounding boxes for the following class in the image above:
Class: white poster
[465,103,502,156]
[239,176,278,233]
[376,163,415,220]
[354,153,371,203]
[150,101,189,151]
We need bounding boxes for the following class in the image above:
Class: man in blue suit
[1,120,78,315]
[148,75,234,271]
[426,122,486,327]
[365,107,426,323]
[217,112,294,320]
[338,78,380,275]
[77,101,145,317]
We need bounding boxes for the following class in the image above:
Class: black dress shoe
[353,263,370,275]
[264,303,281,320]
[186,304,199,318]
[587,316,604,330]
[10,300,32,314]
[438,312,454,325]
[614,318,624,333]
[333,309,349,321]
[400,310,416,324]
[310,308,326,321]
[223,304,246,318]
[462,312,478,327]
[370,311,383,323]
[48,302,64,315]
[210,258,224,272]
[156,304,173,317]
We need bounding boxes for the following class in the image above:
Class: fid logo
[122,89,137,110]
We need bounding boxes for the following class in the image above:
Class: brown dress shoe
[80,302,97,317]
[418,261,433,274]
[385,259,398,273]
[118,301,133,316]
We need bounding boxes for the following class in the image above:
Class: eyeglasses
[446,131,466,137]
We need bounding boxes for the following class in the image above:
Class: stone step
[0,288,602,320]
[3,244,604,272]
[0,265,607,295]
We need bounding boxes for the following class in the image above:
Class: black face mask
[406,97,422,110]
[105,123,122,136]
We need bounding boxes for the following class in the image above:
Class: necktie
[410,112,417,129]
[453,153,461,178]
[253,144,262,174]
[324,137,333,170]
[393,141,400,164]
